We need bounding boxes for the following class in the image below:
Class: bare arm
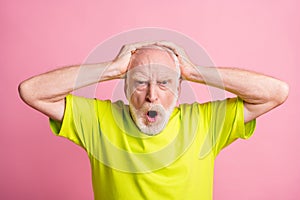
[185,66,289,122]
[18,61,122,121]
[18,41,156,121]
[156,41,289,123]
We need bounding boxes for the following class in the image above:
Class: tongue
[147,110,157,118]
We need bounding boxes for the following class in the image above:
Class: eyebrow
[130,72,149,80]
[157,74,176,79]
[130,71,178,80]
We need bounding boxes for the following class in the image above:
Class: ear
[124,77,129,100]
[177,79,182,97]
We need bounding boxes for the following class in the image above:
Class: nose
[146,83,158,103]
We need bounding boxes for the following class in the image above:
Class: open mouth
[146,110,158,122]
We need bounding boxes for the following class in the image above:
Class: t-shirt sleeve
[199,97,256,157]
[49,94,107,151]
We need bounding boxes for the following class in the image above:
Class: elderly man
[19,41,289,199]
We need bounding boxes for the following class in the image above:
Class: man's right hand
[112,41,158,78]
[18,41,158,121]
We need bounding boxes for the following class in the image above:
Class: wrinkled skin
[125,47,181,135]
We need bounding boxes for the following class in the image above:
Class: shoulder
[178,98,242,116]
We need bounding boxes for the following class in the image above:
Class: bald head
[128,45,180,74]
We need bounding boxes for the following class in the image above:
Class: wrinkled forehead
[127,64,180,81]
[129,47,178,70]
[127,47,180,79]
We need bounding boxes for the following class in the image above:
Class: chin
[138,122,167,136]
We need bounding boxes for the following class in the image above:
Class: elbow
[18,80,28,103]
[274,81,289,106]
[18,80,35,106]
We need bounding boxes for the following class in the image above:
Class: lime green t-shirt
[50,94,256,200]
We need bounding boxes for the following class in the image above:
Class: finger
[117,45,135,58]
[118,41,155,57]
[130,41,158,50]
[155,41,178,49]
[155,41,182,55]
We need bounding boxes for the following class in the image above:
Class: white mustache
[141,103,166,116]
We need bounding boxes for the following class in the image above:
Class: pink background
[1,0,299,199]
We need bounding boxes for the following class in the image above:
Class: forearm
[154,40,289,121]
[19,41,154,121]
[186,66,289,105]
[19,61,118,105]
